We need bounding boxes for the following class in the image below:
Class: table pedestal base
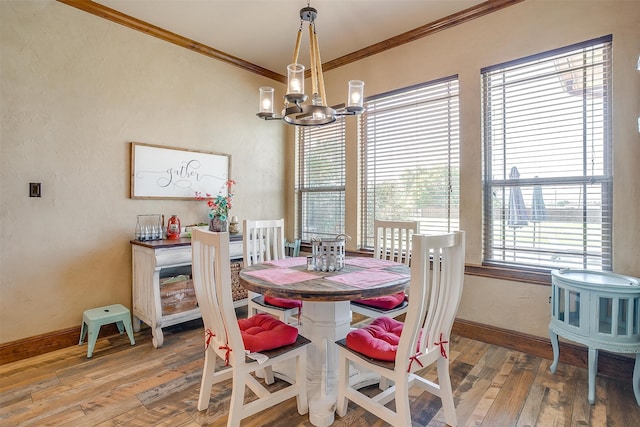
[301,301,352,426]
[308,395,337,427]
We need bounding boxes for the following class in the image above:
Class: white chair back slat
[350,219,419,320]
[373,220,419,266]
[243,219,300,326]
[243,219,286,265]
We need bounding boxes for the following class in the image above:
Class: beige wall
[312,0,640,337]
[0,0,286,343]
[1,0,638,345]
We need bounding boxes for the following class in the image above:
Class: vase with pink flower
[196,180,235,233]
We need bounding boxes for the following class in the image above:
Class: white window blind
[296,120,346,242]
[360,76,460,249]
[482,35,613,271]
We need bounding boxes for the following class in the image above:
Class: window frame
[481,35,613,272]
[295,120,346,242]
[359,75,461,250]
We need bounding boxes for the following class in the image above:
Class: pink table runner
[344,258,403,269]
[325,270,408,289]
[263,257,308,268]
[243,268,317,285]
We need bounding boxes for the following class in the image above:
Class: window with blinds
[482,35,612,271]
[360,76,460,249]
[296,120,346,242]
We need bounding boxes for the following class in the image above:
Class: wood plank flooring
[1,312,639,427]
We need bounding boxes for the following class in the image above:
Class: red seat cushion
[353,292,406,310]
[345,316,403,361]
[264,295,302,309]
[238,313,299,353]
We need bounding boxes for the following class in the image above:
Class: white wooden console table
[130,235,244,348]
[549,269,640,405]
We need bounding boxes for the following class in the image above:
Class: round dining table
[239,256,410,427]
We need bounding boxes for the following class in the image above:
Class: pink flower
[196,180,235,222]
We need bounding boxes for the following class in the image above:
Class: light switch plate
[29,182,41,197]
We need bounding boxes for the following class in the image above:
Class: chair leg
[248,292,259,318]
[263,365,275,385]
[79,321,87,345]
[115,320,124,334]
[197,351,216,411]
[437,356,457,426]
[379,377,392,390]
[284,310,300,327]
[295,352,309,415]
[394,376,412,427]
[335,352,350,417]
[228,371,246,427]
[121,315,136,345]
[86,322,101,358]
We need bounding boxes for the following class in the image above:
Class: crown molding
[56,0,524,83]
[57,0,287,83]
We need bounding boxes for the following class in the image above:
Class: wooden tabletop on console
[130,233,243,249]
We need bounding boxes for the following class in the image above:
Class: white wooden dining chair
[336,231,465,427]
[244,219,302,326]
[191,230,310,426]
[350,219,419,320]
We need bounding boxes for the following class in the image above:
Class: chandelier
[256,2,365,126]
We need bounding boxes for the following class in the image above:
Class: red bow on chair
[204,329,215,350]
[219,343,232,365]
[408,352,424,372]
[434,333,448,359]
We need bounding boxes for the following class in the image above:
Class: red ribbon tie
[408,352,424,372]
[204,329,216,350]
[434,333,448,359]
[219,343,232,365]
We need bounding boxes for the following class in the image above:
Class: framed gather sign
[130,142,231,199]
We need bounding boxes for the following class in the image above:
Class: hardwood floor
[1,313,638,427]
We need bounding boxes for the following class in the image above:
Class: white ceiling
[94,0,486,76]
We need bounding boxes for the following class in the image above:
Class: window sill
[465,264,551,286]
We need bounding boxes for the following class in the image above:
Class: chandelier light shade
[287,64,306,99]
[347,80,365,113]
[258,87,275,115]
[256,2,365,126]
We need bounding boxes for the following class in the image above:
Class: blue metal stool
[79,304,135,358]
